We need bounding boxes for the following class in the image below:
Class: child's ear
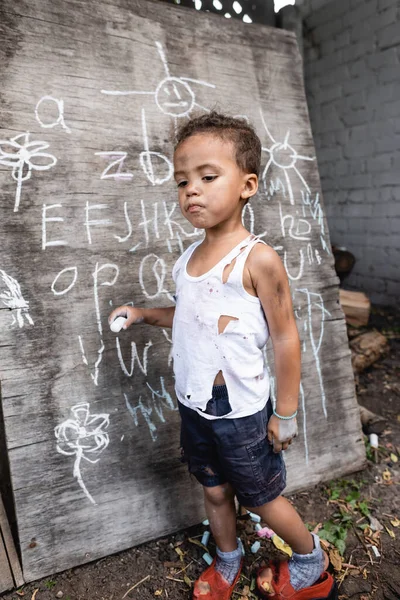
[241,173,258,200]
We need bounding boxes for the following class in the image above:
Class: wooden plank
[0,497,16,592]
[0,0,365,582]
[340,289,371,327]
[0,495,24,589]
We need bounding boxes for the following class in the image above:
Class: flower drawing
[0,269,34,327]
[0,132,57,212]
[54,403,110,505]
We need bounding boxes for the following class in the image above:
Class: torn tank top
[172,234,270,420]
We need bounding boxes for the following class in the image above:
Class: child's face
[173,134,257,230]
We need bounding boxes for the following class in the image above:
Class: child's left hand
[267,415,298,453]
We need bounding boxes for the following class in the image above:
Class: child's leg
[203,482,237,551]
[246,496,328,592]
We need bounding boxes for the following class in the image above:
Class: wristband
[273,408,298,420]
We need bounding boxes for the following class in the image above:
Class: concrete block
[376,135,400,153]
[335,130,350,146]
[350,20,374,44]
[349,58,369,78]
[343,76,370,96]
[367,83,395,106]
[345,40,375,63]
[378,0,396,10]
[367,47,398,70]
[335,160,350,176]
[389,218,400,234]
[348,190,366,203]
[344,139,375,158]
[345,0,379,27]
[379,187,396,203]
[344,90,367,111]
[375,6,399,30]
[374,171,400,186]
[367,155,392,172]
[306,2,345,29]
[335,29,351,50]
[311,18,346,43]
[339,173,372,189]
[378,66,400,85]
[377,23,400,49]
[341,107,374,127]
[317,146,344,163]
[386,280,400,296]
[318,84,343,105]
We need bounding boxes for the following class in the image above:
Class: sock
[288,533,325,591]
[215,540,242,585]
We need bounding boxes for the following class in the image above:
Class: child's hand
[267,415,298,453]
[108,306,144,330]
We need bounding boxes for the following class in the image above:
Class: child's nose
[186,181,200,196]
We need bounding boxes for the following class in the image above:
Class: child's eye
[203,175,217,182]
[177,180,187,188]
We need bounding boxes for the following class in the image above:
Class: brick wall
[298,0,400,305]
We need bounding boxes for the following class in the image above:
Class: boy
[109,113,337,600]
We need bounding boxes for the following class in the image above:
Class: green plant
[44,580,57,590]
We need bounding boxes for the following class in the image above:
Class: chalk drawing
[259,109,315,205]
[54,402,110,505]
[42,204,69,249]
[101,41,215,120]
[35,95,71,133]
[0,269,34,327]
[85,202,113,244]
[140,109,173,185]
[124,377,176,442]
[0,132,57,212]
[295,288,331,418]
[94,151,133,180]
[114,201,132,243]
[90,263,119,385]
[139,254,174,302]
[116,336,153,377]
[51,266,78,296]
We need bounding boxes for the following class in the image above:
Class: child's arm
[249,245,301,453]
[108,305,175,329]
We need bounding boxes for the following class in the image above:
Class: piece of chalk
[371,545,380,558]
[202,552,213,565]
[249,512,261,523]
[369,433,379,449]
[251,541,261,554]
[110,316,127,333]
[255,523,262,532]
[238,538,245,556]
[202,519,209,526]
[201,531,210,546]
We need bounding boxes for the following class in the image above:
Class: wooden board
[0,0,365,582]
[0,495,23,592]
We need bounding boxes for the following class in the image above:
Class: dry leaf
[188,537,208,552]
[362,568,369,579]
[368,516,383,532]
[175,547,184,560]
[183,574,192,588]
[390,453,398,463]
[382,469,392,481]
[272,535,293,557]
[390,517,400,527]
[16,592,25,597]
[385,526,395,539]
[329,548,343,572]
[154,591,163,596]
[31,591,39,600]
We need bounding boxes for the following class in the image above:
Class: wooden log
[350,331,389,373]
[340,289,371,327]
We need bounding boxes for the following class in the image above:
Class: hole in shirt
[221,241,250,283]
[218,315,239,334]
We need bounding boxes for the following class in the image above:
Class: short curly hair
[174,111,261,177]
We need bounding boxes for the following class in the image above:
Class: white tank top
[172,235,270,420]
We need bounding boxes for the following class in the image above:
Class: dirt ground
[3,306,399,600]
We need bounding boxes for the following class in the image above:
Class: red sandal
[193,557,243,600]
[256,561,338,599]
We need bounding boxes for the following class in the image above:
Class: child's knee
[204,482,234,506]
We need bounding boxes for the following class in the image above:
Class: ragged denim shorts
[179,385,286,508]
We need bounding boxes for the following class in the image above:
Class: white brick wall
[300,0,400,305]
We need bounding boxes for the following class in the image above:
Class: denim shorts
[179,385,286,508]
